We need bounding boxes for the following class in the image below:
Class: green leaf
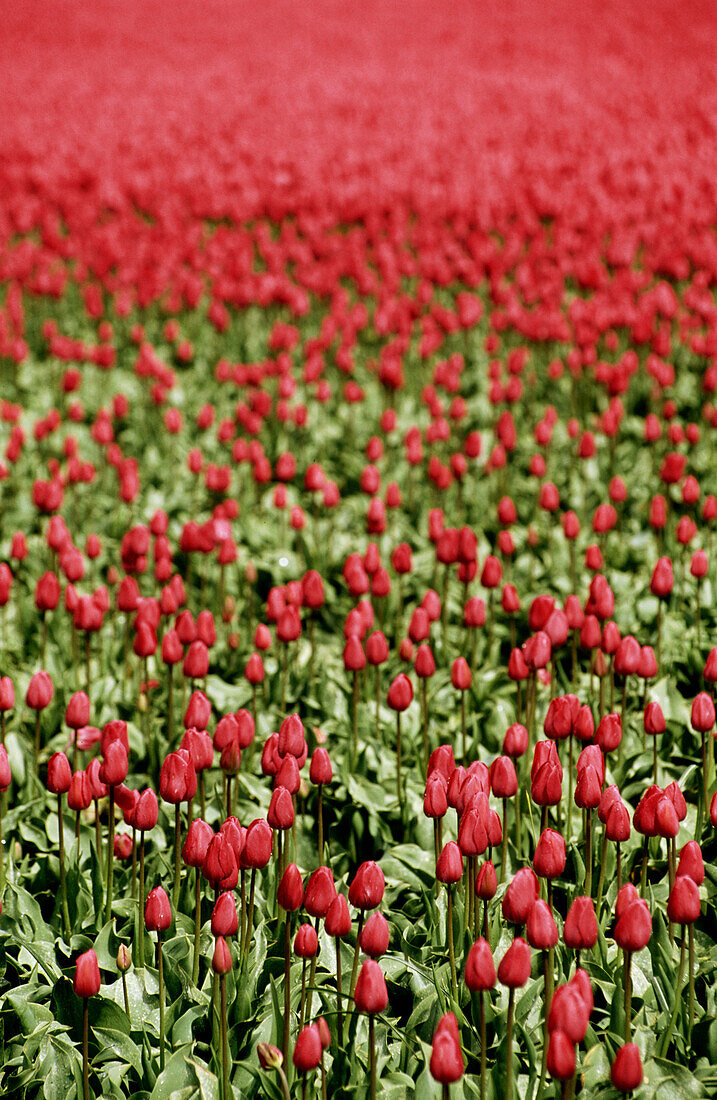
[94,1026,143,1075]
[189,1058,221,1100]
[149,1049,195,1099]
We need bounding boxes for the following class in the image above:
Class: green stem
[659,933,686,1058]
[305,916,320,1026]
[34,712,41,777]
[536,947,554,1100]
[0,798,4,896]
[82,999,89,1100]
[122,971,130,1020]
[352,669,359,763]
[479,991,486,1100]
[421,677,428,771]
[396,712,403,814]
[131,826,137,899]
[192,866,202,985]
[567,735,573,840]
[653,737,658,786]
[369,1014,376,1100]
[158,933,166,1071]
[283,917,292,1067]
[167,666,174,747]
[447,886,457,1000]
[688,924,695,1058]
[317,786,324,865]
[85,633,91,699]
[299,958,308,1031]
[505,987,515,1100]
[336,934,343,1042]
[461,692,467,765]
[702,730,709,830]
[346,910,366,1036]
[172,803,182,912]
[243,868,256,963]
[105,785,115,922]
[623,951,632,1043]
[57,793,72,941]
[138,835,146,967]
[584,807,592,895]
[595,828,608,915]
[220,973,229,1100]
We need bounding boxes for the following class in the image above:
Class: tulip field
[1,1,717,1097]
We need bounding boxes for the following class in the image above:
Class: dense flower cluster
[0,1,714,1097]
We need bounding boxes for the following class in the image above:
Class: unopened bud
[117,944,132,972]
[257,1042,283,1070]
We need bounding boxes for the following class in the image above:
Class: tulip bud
[387,674,413,711]
[424,773,448,819]
[211,891,239,937]
[563,896,598,949]
[676,840,705,885]
[614,897,652,952]
[533,828,566,879]
[354,959,388,1013]
[475,860,497,900]
[241,818,273,869]
[294,923,319,958]
[145,886,172,931]
[116,944,132,972]
[257,1043,284,1071]
[26,670,54,710]
[325,894,352,938]
[360,910,390,958]
[667,876,700,924]
[436,842,463,884]
[502,868,539,925]
[691,692,715,731]
[451,658,471,692]
[66,692,90,730]
[349,861,385,910]
[644,701,665,735]
[212,935,232,975]
[527,899,559,950]
[293,1024,322,1071]
[546,1030,576,1081]
[503,723,528,757]
[67,768,91,810]
[203,834,239,890]
[497,937,532,987]
[278,863,304,911]
[74,948,101,998]
[47,752,72,794]
[490,756,517,798]
[100,740,128,786]
[429,1013,464,1084]
[309,747,333,786]
[548,984,590,1042]
[611,1044,643,1092]
[304,865,337,917]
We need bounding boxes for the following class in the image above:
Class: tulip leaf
[149,1048,195,1098]
[94,1026,143,1075]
